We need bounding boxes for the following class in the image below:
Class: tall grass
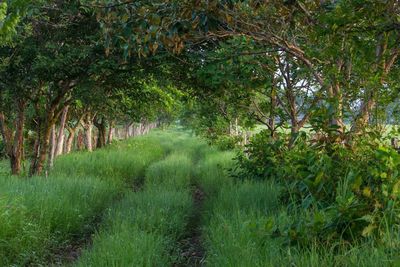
[145,153,193,190]
[0,175,118,265]
[0,131,169,266]
[52,134,166,187]
[3,128,393,266]
[196,148,399,267]
[75,188,192,266]
[74,131,200,266]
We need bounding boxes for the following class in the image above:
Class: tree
[0,0,29,45]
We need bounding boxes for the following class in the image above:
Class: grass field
[0,128,399,266]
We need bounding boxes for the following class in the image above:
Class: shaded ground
[49,215,102,266]
[175,186,206,267]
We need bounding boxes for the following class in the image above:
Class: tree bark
[65,128,76,154]
[55,105,69,156]
[0,100,26,175]
[107,120,115,144]
[0,112,12,156]
[77,129,84,151]
[269,86,277,138]
[125,123,130,139]
[30,120,53,176]
[94,116,107,148]
[48,124,56,169]
[82,113,94,152]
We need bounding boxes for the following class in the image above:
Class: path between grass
[68,133,204,266]
[174,185,206,267]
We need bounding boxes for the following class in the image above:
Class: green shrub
[236,129,400,245]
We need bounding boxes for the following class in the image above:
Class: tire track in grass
[174,184,206,267]
[72,133,196,266]
[173,142,212,267]
[50,212,104,265]
[46,134,171,266]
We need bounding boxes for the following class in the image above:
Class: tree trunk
[0,100,26,175]
[37,125,52,175]
[82,113,94,152]
[269,86,277,138]
[48,124,56,169]
[77,129,84,151]
[30,120,53,176]
[55,105,69,156]
[288,124,300,149]
[10,101,26,175]
[98,126,106,148]
[107,120,115,144]
[94,116,107,149]
[125,123,130,139]
[0,112,12,156]
[85,123,93,151]
[65,128,76,154]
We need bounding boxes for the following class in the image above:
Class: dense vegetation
[1,0,400,266]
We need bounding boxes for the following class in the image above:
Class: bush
[236,129,400,245]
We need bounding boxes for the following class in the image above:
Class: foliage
[236,129,400,246]
[197,144,399,266]
[0,0,29,45]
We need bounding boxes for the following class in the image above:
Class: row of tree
[1,0,400,174]
[0,1,179,176]
[92,0,399,144]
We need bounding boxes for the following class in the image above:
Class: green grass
[74,131,201,266]
[52,134,166,187]
[145,153,193,190]
[0,175,119,265]
[195,148,400,267]
[75,188,192,267]
[0,131,170,266]
[2,128,398,266]
[194,149,235,197]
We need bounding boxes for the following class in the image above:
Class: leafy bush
[236,129,400,245]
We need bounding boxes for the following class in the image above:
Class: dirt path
[174,185,206,267]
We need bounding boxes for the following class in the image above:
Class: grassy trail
[0,131,170,266]
[73,131,209,266]
[1,128,395,266]
[64,130,400,267]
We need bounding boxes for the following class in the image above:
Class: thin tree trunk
[85,124,93,151]
[48,124,56,169]
[107,120,115,144]
[65,128,76,154]
[269,86,277,138]
[55,105,69,156]
[125,123,130,139]
[77,129,84,151]
[94,116,107,148]
[10,101,26,175]
[0,101,26,175]
[82,113,94,152]
[0,112,12,155]
[30,120,53,176]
